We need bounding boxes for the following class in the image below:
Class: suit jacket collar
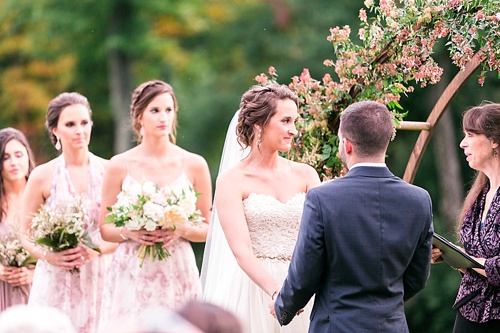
[344,165,395,178]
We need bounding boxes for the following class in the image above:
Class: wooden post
[402,51,483,183]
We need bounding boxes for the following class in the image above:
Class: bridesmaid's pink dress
[98,174,201,332]
[28,154,111,333]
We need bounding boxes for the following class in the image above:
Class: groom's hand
[268,300,277,319]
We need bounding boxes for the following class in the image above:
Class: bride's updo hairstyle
[130,80,179,143]
[236,84,298,148]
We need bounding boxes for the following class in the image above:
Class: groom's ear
[344,138,353,154]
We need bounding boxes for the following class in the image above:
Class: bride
[201,84,320,332]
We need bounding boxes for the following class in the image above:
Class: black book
[432,233,484,269]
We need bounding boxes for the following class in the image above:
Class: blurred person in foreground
[0,304,76,333]
[271,100,434,332]
[432,102,500,332]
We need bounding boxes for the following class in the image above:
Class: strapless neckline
[243,192,305,205]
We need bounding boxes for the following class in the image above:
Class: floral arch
[256,0,500,181]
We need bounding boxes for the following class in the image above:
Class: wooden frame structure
[397,51,483,184]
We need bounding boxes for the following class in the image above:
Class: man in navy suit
[270,101,434,332]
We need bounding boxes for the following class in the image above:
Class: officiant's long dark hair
[459,102,500,229]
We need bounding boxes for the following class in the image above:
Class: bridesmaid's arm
[99,157,128,243]
[176,153,212,243]
[20,165,51,260]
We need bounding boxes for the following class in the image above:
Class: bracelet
[119,227,128,241]
[271,290,279,300]
[42,248,49,263]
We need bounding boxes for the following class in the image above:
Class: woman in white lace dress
[201,84,320,333]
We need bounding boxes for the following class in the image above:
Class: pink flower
[254,73,268,84]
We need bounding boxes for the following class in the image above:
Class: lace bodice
[243,192,305,261]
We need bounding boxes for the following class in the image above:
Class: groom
[270,101,434,332]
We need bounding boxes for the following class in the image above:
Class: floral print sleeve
[485,256,500,286]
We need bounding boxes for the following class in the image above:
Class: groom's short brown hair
[340,101,394,157]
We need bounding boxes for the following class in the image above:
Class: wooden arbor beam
[402,51,483,184]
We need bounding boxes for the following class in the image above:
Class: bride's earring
[54,136,61,151]
[256,130,262,148]
[139,122,144,138]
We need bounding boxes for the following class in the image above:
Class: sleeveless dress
[0,221,31,311]
[206,192,312,333]
[28,154,111,333]
[98,174,201,332]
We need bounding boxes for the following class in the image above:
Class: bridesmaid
[98,80,212,331]
[0,128,36,311]
[20,92,116,332]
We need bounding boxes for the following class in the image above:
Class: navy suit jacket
[275,166,433,333]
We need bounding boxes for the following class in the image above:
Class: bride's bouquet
[29,197,101,274]
[105,180,204,267]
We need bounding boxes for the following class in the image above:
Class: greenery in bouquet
[29,197,101,274]
[255,0,500,181]
[106,180,204,267]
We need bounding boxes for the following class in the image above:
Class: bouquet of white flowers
[106,181,204,267]
[0,230,37,296]
[0,233,37,268]
[30,197,101,274]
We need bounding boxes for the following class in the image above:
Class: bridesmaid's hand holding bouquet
[29,197,101,274]
[106,181,204,267]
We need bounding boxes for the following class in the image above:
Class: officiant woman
[432,102,500,332]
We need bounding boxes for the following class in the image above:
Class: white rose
[141,181,157,197]
[144,220,158,231]
[125,214,143,230]
[125,181,142,200]
[143,201,164,221]
[178,194,197,216]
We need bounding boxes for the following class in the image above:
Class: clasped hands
[45,244,98,271]
[121,226,185,248]
[268,294,304,320]
[0,265,34,286]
